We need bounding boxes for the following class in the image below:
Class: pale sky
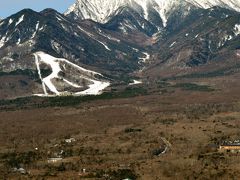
[0,0,75,18]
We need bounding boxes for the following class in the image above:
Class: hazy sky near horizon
[0,0,75,18]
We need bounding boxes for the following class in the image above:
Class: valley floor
[1,73,240,179]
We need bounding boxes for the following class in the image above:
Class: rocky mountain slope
[0,8,151,73]
[0,0,240,98]
[144,7,240,79]
[0,9,150,98]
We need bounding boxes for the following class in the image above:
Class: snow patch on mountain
[0,21,4,27]
[63,79,82,88]
[31,21,40,39]
[139,52,150,63]
[16,38,21,45]
[33,52,110,96]
[234,24,240,36]
[8,19,13,25]
[134,0,149,19]
[0,34,9,48]
[129,80,142,85]
[15,15,24,26]
[75,78,110,95]
[169,41,177,48]
[0,38,6,48]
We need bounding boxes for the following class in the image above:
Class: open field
[1,73,240,179]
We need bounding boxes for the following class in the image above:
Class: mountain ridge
[65,0,240,27]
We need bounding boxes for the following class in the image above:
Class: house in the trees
[219,140,240,153]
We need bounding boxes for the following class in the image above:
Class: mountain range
[0,0,240,98]
[66,0,240,27]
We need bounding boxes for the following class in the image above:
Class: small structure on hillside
[13,167,27,174]
[219,140,240,153]
[65,137,76,143]
[78,168,89,177]
[47,157,63,163]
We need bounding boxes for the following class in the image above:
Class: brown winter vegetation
[1,71,240,179]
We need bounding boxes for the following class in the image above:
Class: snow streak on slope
[129,80,142,85]
[31,21,40,39]
[76,78,110,95]
[34,53,47,94]
[34,52,110,96]
[77,26,111,51]
[15,15,24,26]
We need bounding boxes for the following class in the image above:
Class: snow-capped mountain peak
[65,0,127,23]
[65,0,179,26]
[65,0,240,27]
